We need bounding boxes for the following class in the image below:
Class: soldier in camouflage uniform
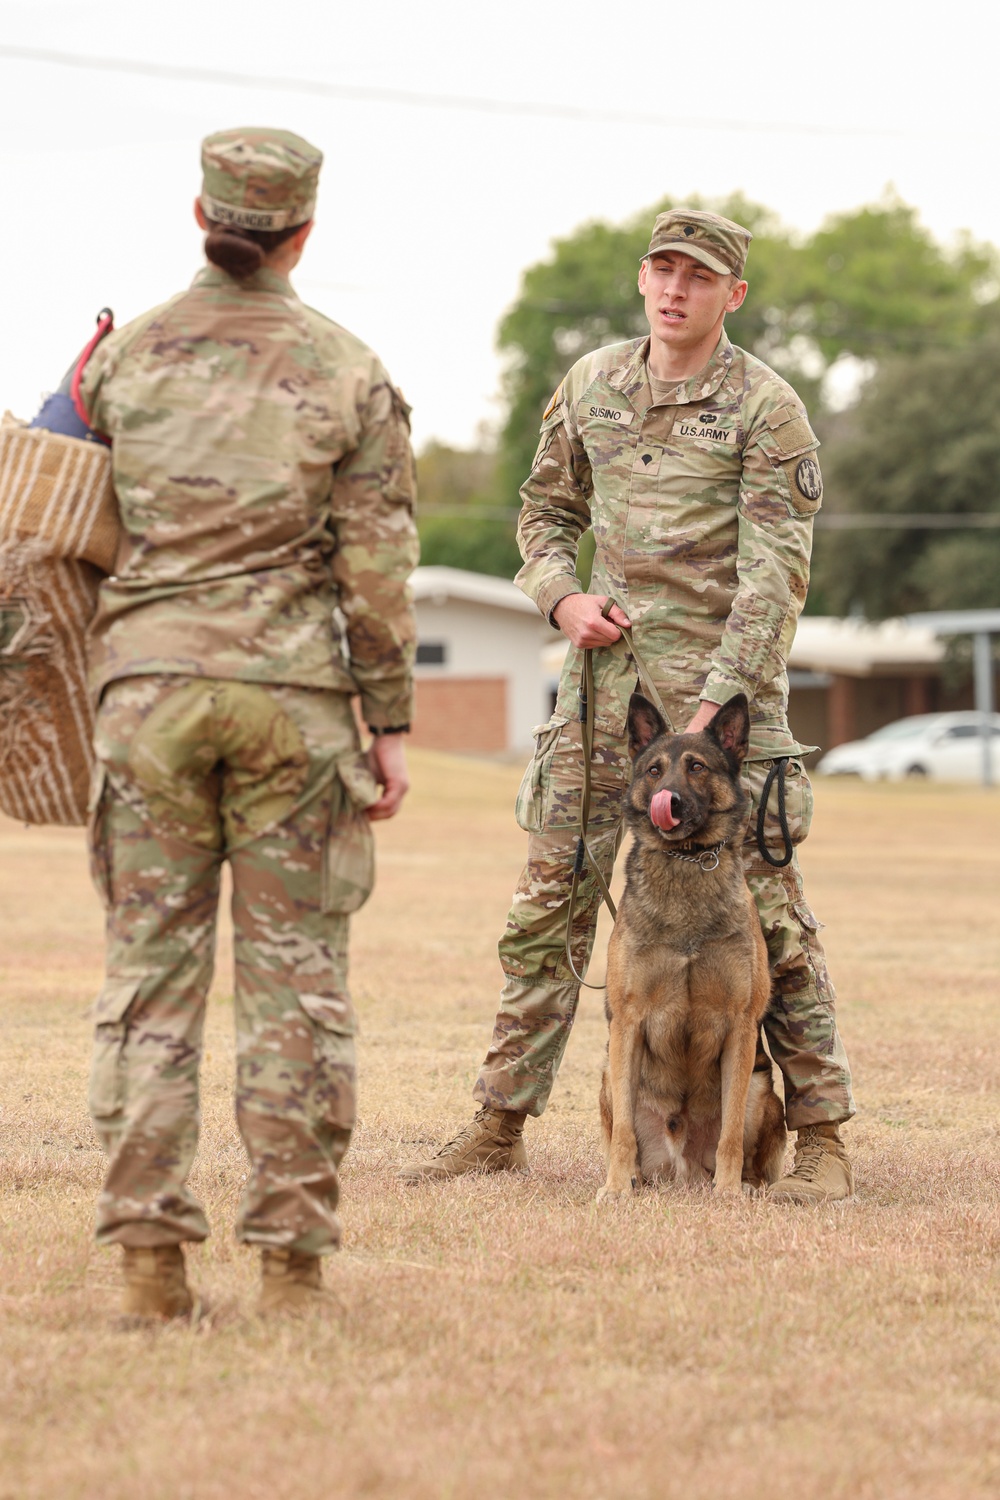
[81,128,418,1317]
[402,210,854,1202]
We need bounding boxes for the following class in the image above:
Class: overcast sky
[2,1,999,450]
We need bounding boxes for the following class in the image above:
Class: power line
[0,43,911,139]
[816,514,1000,530]
[419,507,1000,529]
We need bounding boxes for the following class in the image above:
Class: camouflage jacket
[516,332,822,757]
[81,266,418,728]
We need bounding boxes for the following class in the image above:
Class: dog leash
[565,599,797,981]
[564,599,670,987]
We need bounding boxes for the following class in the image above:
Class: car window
[942,725,979,739]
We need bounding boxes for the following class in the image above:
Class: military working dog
[597,692,786,1201]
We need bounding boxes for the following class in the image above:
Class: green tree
[812,337,1000,616]
[414,440,521,579]
[496,191,999,501]
[495,193,797,498]
[794,197,997,365]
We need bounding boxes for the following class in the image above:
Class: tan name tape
[582,402,635,425]
[201,194,313,231]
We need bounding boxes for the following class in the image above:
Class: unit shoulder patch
[794,456,823,503]
[542,384,563,421]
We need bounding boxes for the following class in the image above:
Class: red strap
[70,308,114,428]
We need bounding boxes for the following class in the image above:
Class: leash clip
[697,849,721,872]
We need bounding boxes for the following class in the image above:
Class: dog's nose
[670,792,682,822]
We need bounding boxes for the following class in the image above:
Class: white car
[817,712,1000,782]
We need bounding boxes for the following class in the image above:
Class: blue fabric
[29,391,108,445]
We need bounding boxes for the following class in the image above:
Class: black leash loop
[755,757,794,868]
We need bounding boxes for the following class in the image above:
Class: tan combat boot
[258,1248,338,1316]
[397,1106,529,1183]
[121,1245,194,1320]
[768,1124,854,1204]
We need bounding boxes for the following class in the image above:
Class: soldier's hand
[553,593,631,648]
[684,699,724,734]
[366,735,410,820]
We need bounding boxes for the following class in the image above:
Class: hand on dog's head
[627,693,751,771]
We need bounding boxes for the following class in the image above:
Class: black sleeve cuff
[367,724,410,736]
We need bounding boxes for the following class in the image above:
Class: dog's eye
[646,763,661,779]
[688,760,707,775]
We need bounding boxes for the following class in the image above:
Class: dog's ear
[706,694,750,767]
[627,693,667,758]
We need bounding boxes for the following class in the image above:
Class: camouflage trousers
[87,675,378,1254]
[473,716,855,1130]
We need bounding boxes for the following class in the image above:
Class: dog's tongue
[649,789,679,830]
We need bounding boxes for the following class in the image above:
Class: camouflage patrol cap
[643,209,752,278]
[200,127,322,232]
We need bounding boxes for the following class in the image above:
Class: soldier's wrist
[544,581,584,629]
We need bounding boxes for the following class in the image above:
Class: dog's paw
[595,1177,637,1205]
[712,1178,743,1198]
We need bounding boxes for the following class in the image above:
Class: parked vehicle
[816,712,1000,782]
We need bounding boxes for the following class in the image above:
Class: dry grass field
[1,754,998,1500]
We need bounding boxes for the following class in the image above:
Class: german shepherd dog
[597,692,786,1201]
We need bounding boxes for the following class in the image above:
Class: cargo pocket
[543,719,629,830]
[514,716,567,833]
[744,757,814,855]
[297,990,357,1130]
[87,765,113,908]
[321,758,377,915]
[89,976,142,1119]
[788,896,835,1006]
[298,989,356,1038]
[791,897,822,936]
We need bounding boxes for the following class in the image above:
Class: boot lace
[432,1106,498,1158]
[790,1128,829,1183]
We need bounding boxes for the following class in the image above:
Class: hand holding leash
[553,592,631,647]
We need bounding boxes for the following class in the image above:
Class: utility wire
[816,514,1000,530]
[0,43,912,139]
[420,507,1000,529]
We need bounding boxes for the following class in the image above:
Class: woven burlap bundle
[0,415,121,825]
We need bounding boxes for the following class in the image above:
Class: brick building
[542,615,993,763]
[409,567,551,754]
[406,579,997,762]
[785,616,990,759]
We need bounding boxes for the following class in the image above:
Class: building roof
[789,617,943,675]
[411,574,978,677]
[905,609,1000,635]
[542,614,948,680]
[411,565,541,616]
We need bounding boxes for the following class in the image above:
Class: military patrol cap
[200,127,322,232]
[643,209,752,278]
